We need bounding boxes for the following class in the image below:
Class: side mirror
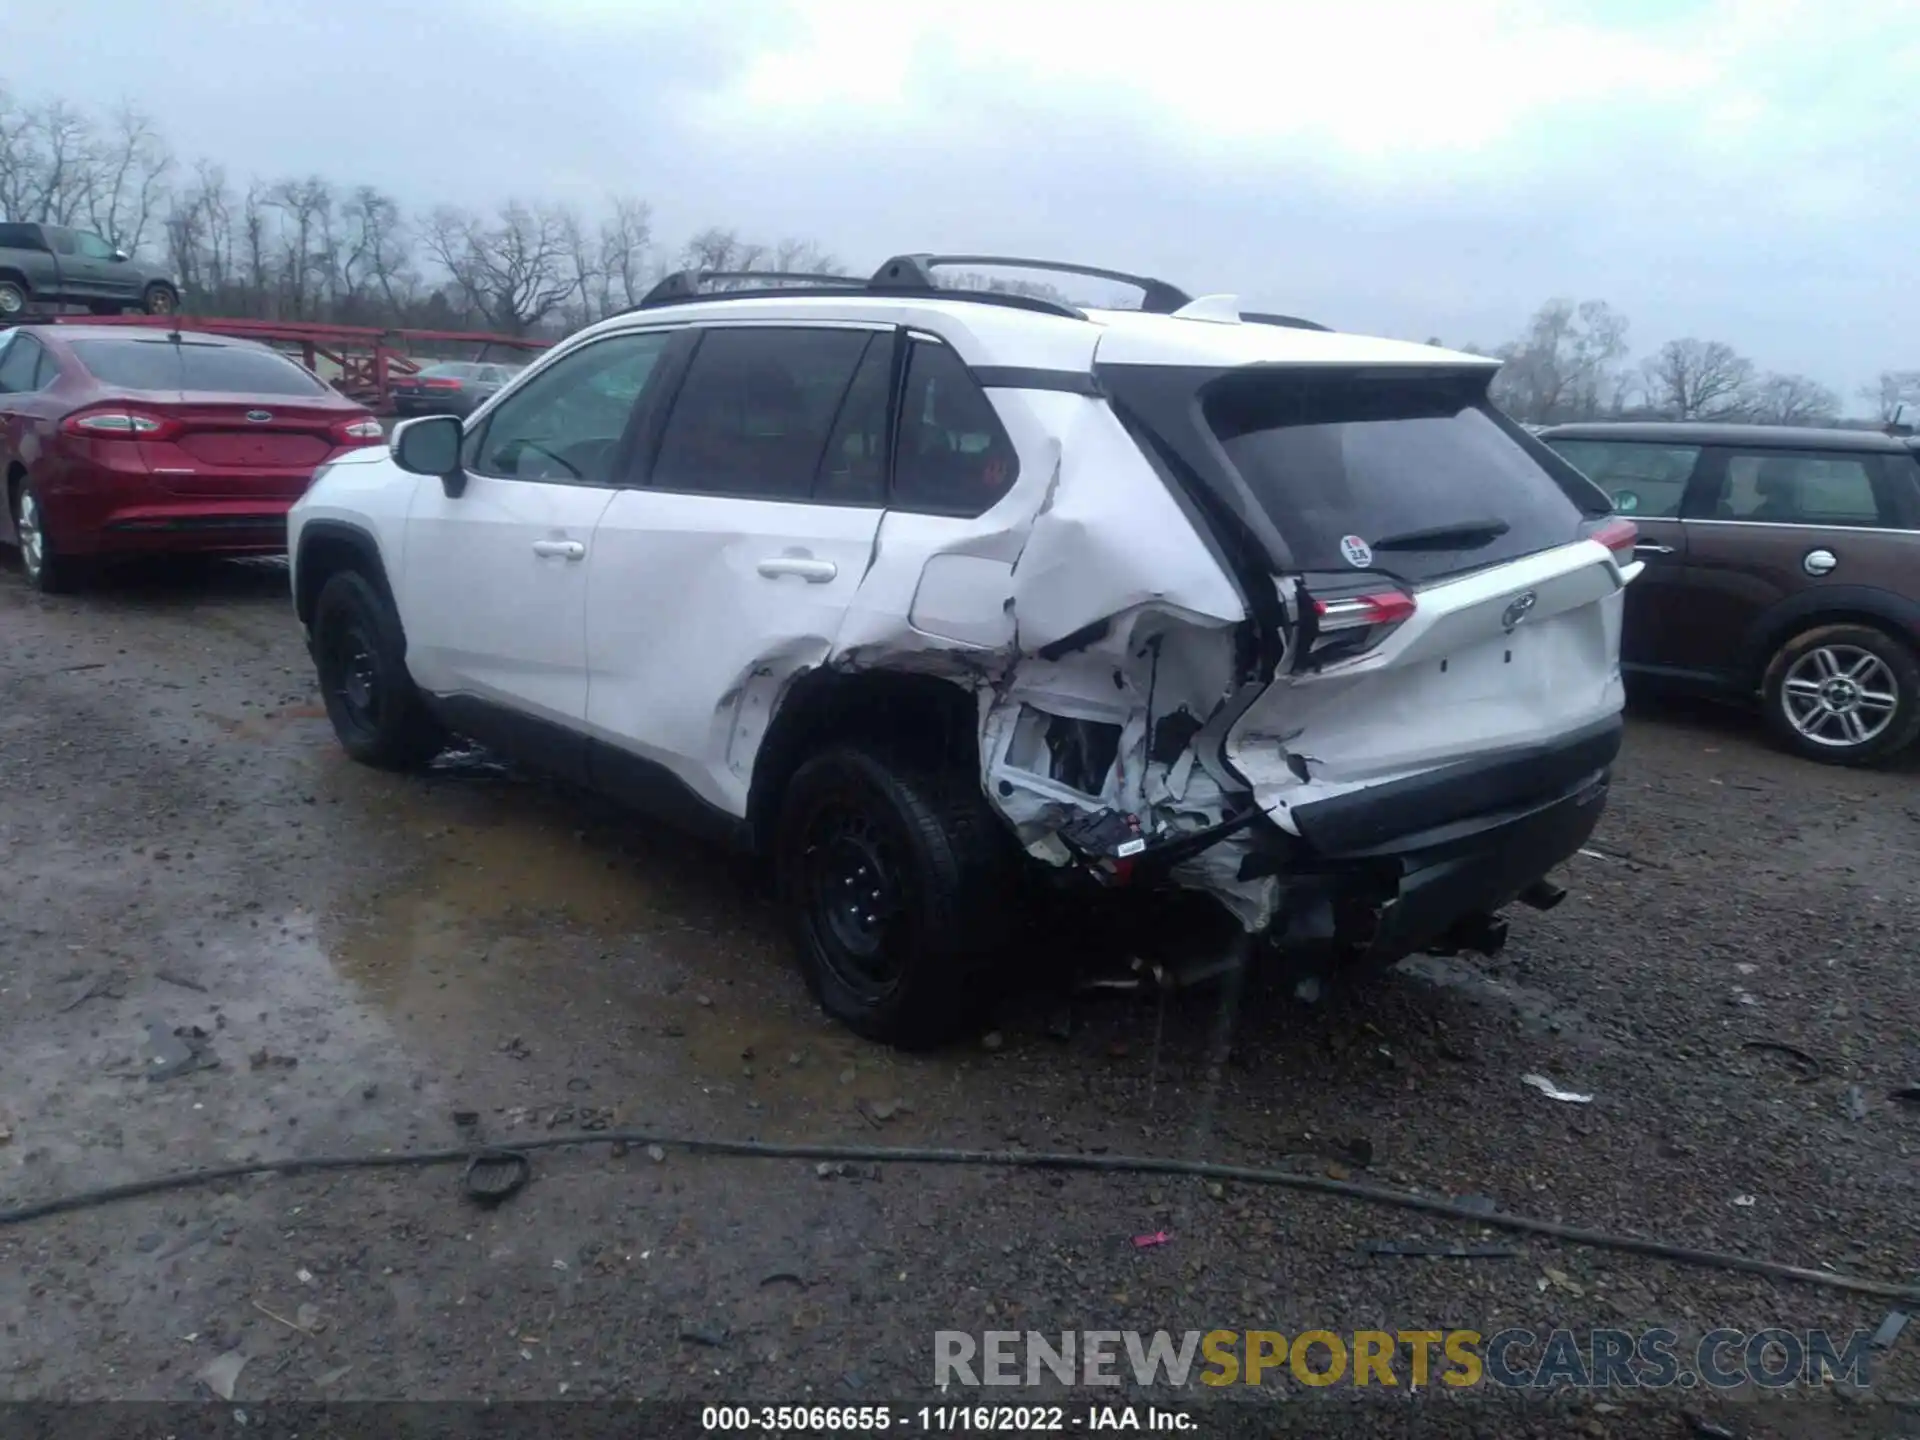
[112,249,129,262]
[392,415,466,496]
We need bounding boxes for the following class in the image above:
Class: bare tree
[1489,298,1630,424]
[1748,372,1840,427]
[1641,338,1756,420]
[424,201,576,334]
[1859,370,1920,426]
[595,196,652,314]
[85,104,172,254]
[338,186,413,319]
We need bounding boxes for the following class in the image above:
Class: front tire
[11,475,75,594]
[141,283,179,316]
[776,746,1013,1049]
[311,569,445,770]
[1761,623,1920,766]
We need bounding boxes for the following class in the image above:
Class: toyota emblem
[245,409,273,423]
[1501,592,1538,632]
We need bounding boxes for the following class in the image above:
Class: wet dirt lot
[2,559,1918,1438]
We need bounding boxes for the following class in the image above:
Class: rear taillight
[1307,587,1417,664]
[333,417,386,446]
[422,377,463,390]
[1590,517,1638,567]
[60,408,181,441]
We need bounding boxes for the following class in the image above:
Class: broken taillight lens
[1307,587,1417,664]
[1589,517,1639,567]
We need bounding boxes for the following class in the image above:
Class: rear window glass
[419,362,485,378]
[1202,373,1589,582]
[69,340,329,395]
[1546,439,1701,518]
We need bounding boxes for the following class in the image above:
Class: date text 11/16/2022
[700,1404,1194,1431]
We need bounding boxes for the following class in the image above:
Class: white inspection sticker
[1339,534,1374,568]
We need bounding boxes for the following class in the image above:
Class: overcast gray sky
[12,0,1915,406]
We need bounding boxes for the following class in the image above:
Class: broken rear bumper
[1261,759,1612,968]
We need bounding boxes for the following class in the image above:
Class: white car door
[399,330,676,772]
[584,323,891,820]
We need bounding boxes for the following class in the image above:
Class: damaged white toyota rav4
[288,254,1641,1048]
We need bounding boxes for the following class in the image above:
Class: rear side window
[1713,452,1891,528]
[0,223,46,250]
[68,339,328,395]
[652,327,873,500]
[1203,373,1588,583]
[1546,439,1701,518]
[0,334,45,393]
[892,339,1020,517]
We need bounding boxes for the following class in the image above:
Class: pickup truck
[0,222,180,319]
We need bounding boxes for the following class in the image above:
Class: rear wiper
[1369,518,1511,552]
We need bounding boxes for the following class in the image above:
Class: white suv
[289,255,1641,1047]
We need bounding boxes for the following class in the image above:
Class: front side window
[73,230,116,260]
[468,331,671,484]
[42,227,76,256]
[651,327,874,500]
[1714,452,1888,527]
[892,339,1020,517]
[1546,439,1701,519]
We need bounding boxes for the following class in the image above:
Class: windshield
[69,339,329,396]
[1201,371,1593,583]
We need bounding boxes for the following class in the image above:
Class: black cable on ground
[3,1129,1913,1305]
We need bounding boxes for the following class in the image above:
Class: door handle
[757,556,838,583]
[1633,543,1675,556]
[532,539,585,560]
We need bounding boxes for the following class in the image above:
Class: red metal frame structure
[38,313,554,411]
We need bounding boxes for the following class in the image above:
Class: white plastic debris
[1522,1073,1593,1103]
[199,1349,248,1401]
[1732,1194,1757,1207]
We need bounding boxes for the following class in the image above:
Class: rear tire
[141,282,178,316]
[0,278,27,318]
[11,474,76,594]
[776,746,1014,1049]
[311,569,445,770]
[1761,623,1920,767]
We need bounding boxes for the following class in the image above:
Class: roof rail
[638,269,864,308]
[870,254,1193,314]
[1242,311,1331,333]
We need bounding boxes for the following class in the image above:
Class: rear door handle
[757,556,838,583]
[532,539,585,560]
[1633,543,1675,556]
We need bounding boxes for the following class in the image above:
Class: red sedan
[0,324,385,592]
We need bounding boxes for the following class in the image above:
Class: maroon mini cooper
[1541,421,1920,766]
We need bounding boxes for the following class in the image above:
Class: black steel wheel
[311,569,444,769]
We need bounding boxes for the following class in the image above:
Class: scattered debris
[980,1032,1004,1053]
[451,1111,480,1128]
[60,972,123,1012]
[646,1145,666,1163]
[867,1099,899,1122]
[1841,1085,1869,1121]
[1540,1267,1585,1296]
[1451,1194,1500,1215]
[1132,1232,1170,1249]
[838,1068,856,1085]
[1361,1240,1519,1259]
[1732,1194,1757,1207]
[198,1349,248,1401]
[314,1365,353,1388]
[1740,1039,1821,1081]
[1890,1087,1920,1106]
[499,1036,531,1060]
[296,1267,315,1285]
[0,1124,12,1146]
[143,1020,215,1082]
[760,1271,806,1290]
[462,1150,530,1206]
[1522,1073,1593,1103]
[248,1048,297,1071]
[154,969,207,993]
[1684,1416,1738,1440]
[251,1299,312,1335]
[679,1324,729,1348]
[1870,1310,1909,1352]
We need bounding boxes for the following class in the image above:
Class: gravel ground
[2,557,1918,1439]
